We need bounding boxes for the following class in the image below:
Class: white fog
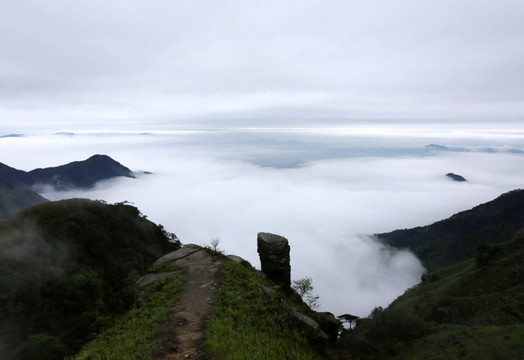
[2,129,523,316]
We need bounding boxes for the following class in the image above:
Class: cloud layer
[3,131,523,316]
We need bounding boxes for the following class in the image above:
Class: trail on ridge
[141,245,228,360]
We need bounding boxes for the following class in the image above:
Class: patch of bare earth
[149,246,227,360]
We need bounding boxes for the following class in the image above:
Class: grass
[340,229,524,359]
[390,259,474,314]
[388,231,524,326]
[70,275,183,360]
[392,324,524,360]
[204,261,327,360]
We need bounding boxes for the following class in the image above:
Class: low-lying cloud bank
[2,131,524,316]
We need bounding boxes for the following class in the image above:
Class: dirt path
[149,245,227,360]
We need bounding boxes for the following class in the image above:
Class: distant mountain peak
[28,154,134,191]
[86,154,116,161]
[0,154,135,191]
[0,133,24,138]
[446,172,467,182]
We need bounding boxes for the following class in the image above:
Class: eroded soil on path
[146,245,227,360]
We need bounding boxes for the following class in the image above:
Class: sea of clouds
[2,129,524,317]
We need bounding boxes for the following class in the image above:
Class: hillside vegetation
[3,188,524,359]
[0,199,180,360]
[71,275,184,360]
[339,227,524,359]
[205,260,336,359]
[377,189,524,271]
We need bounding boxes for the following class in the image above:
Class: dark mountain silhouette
[0,154,134,191]
[0,199,180,360]
[0,162,28,185]
[446,172,466,182]
[0,183,48,220]
[377,189,524,272]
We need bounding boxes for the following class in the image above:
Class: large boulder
[314,312,340,344]
[257,232,291,291]
[281,300,328,345]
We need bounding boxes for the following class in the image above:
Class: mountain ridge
[339,225,524,359]
[0,199,180,360]
[376,189,524,272]
[0,154,134,191]
[0,183,48,220]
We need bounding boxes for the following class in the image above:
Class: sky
[1,1,524,317]
[1,0,524,131]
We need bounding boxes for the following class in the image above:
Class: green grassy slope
[340,227,524,359]
[389,229,524,325]
[70,252,339,360]
[205,261,335,360]
[0,199,179,360]
[71,275,184,360]
[392,324,524,360]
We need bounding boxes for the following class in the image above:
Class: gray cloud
[0,221,71,282]
[1,0,524,127]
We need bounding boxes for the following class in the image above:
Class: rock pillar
[257,232,291,291]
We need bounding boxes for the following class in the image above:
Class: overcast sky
[1,0,524,130]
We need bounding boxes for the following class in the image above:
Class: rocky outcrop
[227,254,253,268]
[314,312,340,344]
[259,282,332,348]
[281,300,329,344]
[257,232,291,291]
[255,233,339,347]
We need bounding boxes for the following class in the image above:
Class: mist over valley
[2,129,523,317]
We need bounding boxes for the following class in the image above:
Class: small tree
[210,237,220,252]
[202,237,224,254]
[338,314,359,330]
[292,277,320,310]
